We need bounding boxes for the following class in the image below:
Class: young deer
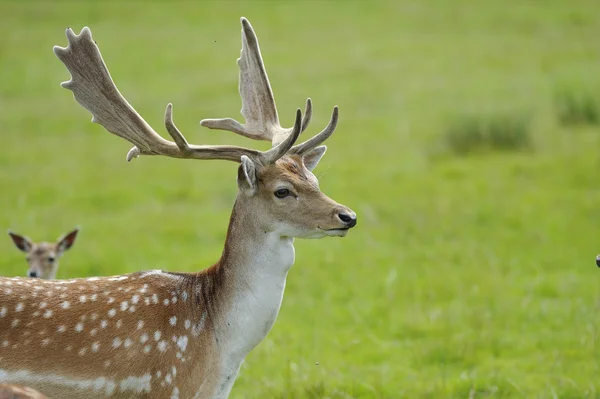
[0,18,356,398]
[8,229,79,279]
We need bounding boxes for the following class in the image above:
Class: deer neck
[210,196,295,358]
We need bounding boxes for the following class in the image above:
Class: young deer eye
[274,188,290,199]
[48,257,55,263]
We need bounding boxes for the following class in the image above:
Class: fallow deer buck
[8,228,79,279]
[0,18,356,398]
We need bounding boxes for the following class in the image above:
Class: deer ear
[57,228,79,254]
[237,155,257,195]
[8,231,32,253]
[302,146,327,172]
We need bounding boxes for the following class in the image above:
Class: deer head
[53,19,356,242]
[8,229,79,279]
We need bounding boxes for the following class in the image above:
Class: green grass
[441,111,532,156]
[1,0,600,397]
[554,86,600,126]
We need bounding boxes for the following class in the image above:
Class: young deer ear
[237,155,258,195]
[8,231,32,253]
[302,146,327,172]
[56,228,79,254]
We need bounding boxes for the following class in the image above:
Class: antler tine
[301,98,312,134]
[263,109,303,164]
[200,17,312,148]
[290,106,339,155]
[55,27,267,164]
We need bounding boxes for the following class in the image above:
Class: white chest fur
[211,235,295,398]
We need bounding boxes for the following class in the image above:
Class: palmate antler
[53,19,337,165]
[201,18,339,152]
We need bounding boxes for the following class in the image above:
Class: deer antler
[200,17,337,150]
[53,27,301,164]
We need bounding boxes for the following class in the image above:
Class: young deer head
[0,18,356,399]
[8,229,79,279]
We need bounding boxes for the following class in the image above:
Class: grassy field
[1,0,600,397]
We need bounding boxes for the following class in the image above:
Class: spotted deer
[0,18,357,398]
[8,229,79,279]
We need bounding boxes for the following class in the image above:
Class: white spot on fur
[79,295,87,303]
[152,294,159,304]
[15,303,23,312]
[124,338,133,348]
[192,313,207,336]
[107,297,115,304]
[169,316,177,326]
[100,320,108,329]
[131,295,140,304]
[78,347,87,356]
[108,275,128,282]
[120,301,129,311]
[39,302,47,308]
[92,342,100,352]
[182,291,188,301]
[176,336,188,352]
[75,323,84,332]
[91,328,98,336]
[43,309,53,318]
[11,319,19,328]
[140,333,149,343]
[143,345,151,354]
[108,309,116,318]
[137,320,144,330]
[163,298,170,306]
[57,325,66,333]
[41,338,50,346]
[171,386,179,399]
[116,319,123,329]
[184,320,191,330]
[154,331,161,341]
[61,301,70,309]
[157,341,167,352]
[0,307,6,317]
[112,337,122,348]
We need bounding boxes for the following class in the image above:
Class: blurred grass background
[1,0,600,397]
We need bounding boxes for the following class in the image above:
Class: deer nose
[28,271,38,278]
[338,211,357,228]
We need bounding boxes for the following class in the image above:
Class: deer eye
[274,188,290,198]
[48,256,55,263]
